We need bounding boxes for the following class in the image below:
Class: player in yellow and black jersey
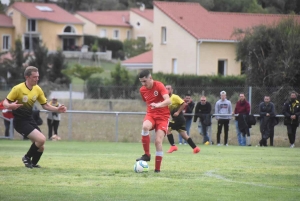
[3,66,67,168]
[165,85,200,154]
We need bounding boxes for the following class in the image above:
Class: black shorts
[169,120,186,132]
[13,117,41,137]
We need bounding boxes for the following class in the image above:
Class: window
[113,30,119,39]
[35,6,53,12]
[127,30,131,40]
[24,36,39,50]
[137,36,146,48]
[218,60,227,76]
[161,27,167,44]
[28,19,36,32]
[241,62,246,75]
[64,26,75,33]
[172,58,177,74]
[2,35,10,50]
[100,29,106,38]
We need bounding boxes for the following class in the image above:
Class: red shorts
[144,114,169,134]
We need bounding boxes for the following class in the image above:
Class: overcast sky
[1,0,10,5]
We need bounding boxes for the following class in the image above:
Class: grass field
[0,141,299,201]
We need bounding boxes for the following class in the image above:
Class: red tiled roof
[154,1,300,41]
[11,2,83,24]
[123,50,152,64]
[76,11,131,27]
[0,14,14,27]
[131,8,153,22]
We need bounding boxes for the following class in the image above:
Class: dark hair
[139,70,151,78]
[185,94,191,97]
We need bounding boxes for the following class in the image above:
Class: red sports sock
[142,135,150,156]
[155,156,163,171]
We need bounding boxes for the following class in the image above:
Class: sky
[1,0,10,5]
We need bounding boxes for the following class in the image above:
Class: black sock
[187,138,196,149]
[167,134,175,146]
[26,143,39,159]
[32,151,43,165]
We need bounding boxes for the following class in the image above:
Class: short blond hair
[24,66,38,77]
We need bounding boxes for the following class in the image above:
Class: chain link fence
[1,84,299,146]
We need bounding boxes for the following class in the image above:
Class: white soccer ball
[134,160,149,173]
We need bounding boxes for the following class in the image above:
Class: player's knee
[141,130,149,136]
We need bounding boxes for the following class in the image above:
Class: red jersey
[140,80,170,116]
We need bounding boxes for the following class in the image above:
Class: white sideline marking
[204,170,299,191]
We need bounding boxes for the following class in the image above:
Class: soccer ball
[134,160,149,173]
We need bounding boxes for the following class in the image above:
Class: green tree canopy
[62,64,103,82]
[234,17,300,87]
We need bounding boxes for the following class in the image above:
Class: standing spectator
[2,66,67,168]
[215,91,232,146]
[47,97,62,141]
[282,92,300,148]
[179,94,195,145]
[194,96,212,145]
[233,93,250,146]
[259,95,276,146]
[0,100,14,137]
[135,70,171,173]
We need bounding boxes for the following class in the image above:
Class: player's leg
[154,129,165,172]
[167,122,178,153]
[27,129,46,168]
[136,117,153,161]
[178,129,200,154]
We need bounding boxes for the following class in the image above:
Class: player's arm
[150,94,171,109]
[3,99,23,110]
[174,101,186,117]
[42,102,67,113]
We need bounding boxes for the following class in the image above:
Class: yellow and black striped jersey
[6,82,47,118]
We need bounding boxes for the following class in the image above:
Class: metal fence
[1,84,299,146]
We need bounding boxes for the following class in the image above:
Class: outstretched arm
[42,102,67,113]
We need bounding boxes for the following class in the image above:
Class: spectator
[0,100,14,137]
[47,97,62,141]
[259,95,276,146]
[180,94,195,145]
[194,96,212,145]
[233,93,250,146]
[282,92,300,148]
[215,91,232,146]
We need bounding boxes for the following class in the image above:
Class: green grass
[0,141,299,201]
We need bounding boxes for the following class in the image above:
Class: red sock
[142,135,150,156]
[155,156,163,171]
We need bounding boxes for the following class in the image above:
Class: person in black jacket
[282,92,300,148]
[259,96,276,146]
[194,96,212,144]
[179,94,195,144]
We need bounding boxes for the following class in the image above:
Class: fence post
[68,83,73,140]
[115,112,119,142]
[248,86,252,114]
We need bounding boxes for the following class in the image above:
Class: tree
[123,38,152,58]
[234,17,300,112]
[235,17,300,87]
[111,62,132,86]
[48,50,71,85]
[62,64,103,84]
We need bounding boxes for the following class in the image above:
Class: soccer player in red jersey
[136,70,171,173]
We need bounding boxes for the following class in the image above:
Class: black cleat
[136,154,151,161]
[32,164,41,168]
[22,155,33,168]
[154,169,160,173]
